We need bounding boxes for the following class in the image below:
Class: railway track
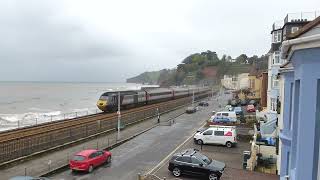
[0,92,215,165]
[0,97,190,143]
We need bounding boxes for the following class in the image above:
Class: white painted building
[221,73,249,90]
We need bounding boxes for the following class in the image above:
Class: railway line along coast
[0,89,216,179]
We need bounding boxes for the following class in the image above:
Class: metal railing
[272,11,320,31]
[284,11,320,23]
[0,108,101,132]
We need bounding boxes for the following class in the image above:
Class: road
[50,89,230,180]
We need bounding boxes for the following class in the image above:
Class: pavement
[48,91,228,180]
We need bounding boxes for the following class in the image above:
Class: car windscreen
[195,153,211,165]
[72,155,86,161]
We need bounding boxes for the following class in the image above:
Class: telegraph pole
[117,92,121,140]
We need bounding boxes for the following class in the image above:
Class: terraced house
[265,11,320,177]
[278,14,320,180]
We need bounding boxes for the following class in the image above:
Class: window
[191,157,202,165]
[291,27,299,33]
[273,31,282,43]
[214,131,224,136]
[273,79,279,89]
[203,130,213,135]
[72,155,85,161]
[289,83,293,130]
[89,152,97,159]
[271,98,277,111]
[315,80,320,179]
[249,79,255,89]
[176,156,191,163]
[273,51,281,64]
[222,113,229,116]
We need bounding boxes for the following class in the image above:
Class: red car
[69,149,112,173]
[246,104,256,112]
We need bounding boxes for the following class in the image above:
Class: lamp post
[192,90,195,106]
[117,92,121,140]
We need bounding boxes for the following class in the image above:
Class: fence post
[24,167,27,176]
[75,112,77,118]
[96,141,99,149]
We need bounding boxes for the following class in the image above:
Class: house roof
[289,16,320,39]
[280,61,292,68]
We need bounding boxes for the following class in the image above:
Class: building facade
[266,12,319,175]
[278,15,320,180]
[221,73,249,90]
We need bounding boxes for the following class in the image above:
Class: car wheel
[106,155,112,164]
[197,139,203,145]
[208,173,219,180]
[88,165,94,173]
[172,167,181,177]
[226,141,232,148]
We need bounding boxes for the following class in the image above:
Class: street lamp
[117,92,121,140]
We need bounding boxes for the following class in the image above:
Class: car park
[186,106,197,113]
[168,149,225,180]
[210,111,237,124]
[246,104,256,112]
[199,101,209,106]
[194,125,237,148]
[233,107,243,115]
[69,149,112,173]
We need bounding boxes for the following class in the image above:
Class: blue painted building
[279,16,320,180]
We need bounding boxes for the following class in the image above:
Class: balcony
[284,11,320,24]
[272,11,320,31]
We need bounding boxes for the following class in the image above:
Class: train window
[99,96,108,100]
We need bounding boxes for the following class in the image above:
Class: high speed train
[97,87,210,112]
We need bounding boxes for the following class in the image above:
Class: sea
[0,82,143,131]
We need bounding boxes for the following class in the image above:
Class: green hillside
[126,50,267,86]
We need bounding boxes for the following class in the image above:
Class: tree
[236,54,248,64]
[221,54,227,62]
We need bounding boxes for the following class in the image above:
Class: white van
[194,125,237,148]
[210,111,237,123]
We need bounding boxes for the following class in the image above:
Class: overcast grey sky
[0,0,319,82]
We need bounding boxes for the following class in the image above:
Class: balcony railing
[284,11,320,24]
[272,11,320,31]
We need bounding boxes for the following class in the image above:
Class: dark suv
[168,149,225,180]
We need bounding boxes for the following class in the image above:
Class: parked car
[186,106,197,114]
[194,125,237,148]
[233,107,243,115]
[225,105,233,111]
[246,104,256,112]
[210,111,237,123]
[240,99,247,106]
[69,149,112,173]
[248,100,257,106]
[230,99,238,107]
[9,177,50,180]
[199,101,209,106]
[168,149,225,180]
